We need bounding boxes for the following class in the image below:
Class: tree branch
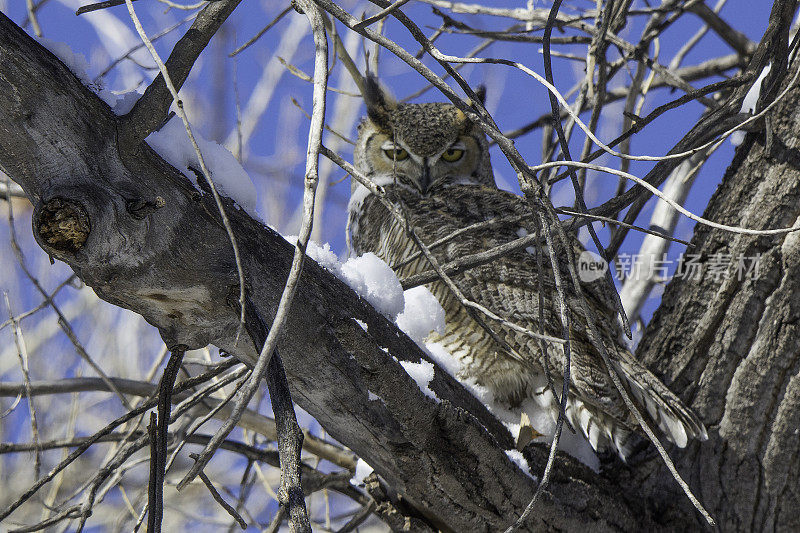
[120,0,243,145]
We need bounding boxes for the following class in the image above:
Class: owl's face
[352,78,495,196]
[355,121,490,194]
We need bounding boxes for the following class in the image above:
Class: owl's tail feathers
[566,400,639,460]
[612,352,708,449]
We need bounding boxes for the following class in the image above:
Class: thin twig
[0,361,239,522]
[3,292,41,480]
[354,0,411,29]
[230,5,293,57]
[146,347,186,533]
[193,464,248,529]
[0,375,355,469]
[76,0,139,15]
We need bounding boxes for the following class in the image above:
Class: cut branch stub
[34,197,91,255]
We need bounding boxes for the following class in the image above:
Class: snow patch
[340,254,405,319]
[505,450,536,480]
[295,245,405,319]
[146,117,258,215]
[38,37,92,84]
[354,318,368,332]
[36,36,142,110]
[304,241,341,271]
[424,341,463,379]
[730,131,747,146]
[399,359,438,402]
[111,89,142,115]
[367,390,382,402]
[396,286,446,344]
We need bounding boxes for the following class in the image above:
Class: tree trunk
[630,71,800,531]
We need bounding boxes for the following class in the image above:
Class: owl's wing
[406,186,630,406]
[404,185,706,451]
[611,348,708,446]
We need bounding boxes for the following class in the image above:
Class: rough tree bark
[1,6,798,533]
[625,71,800,531]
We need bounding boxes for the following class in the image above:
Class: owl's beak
[419,159,431,193]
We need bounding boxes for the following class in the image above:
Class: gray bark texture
[628,85,800,531]
[0,7,798,532]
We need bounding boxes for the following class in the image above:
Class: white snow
[146,117,258,215]
[741,63,772,114]
[339,253,405,319]
[350,458,374,486]
[354,318,368,332]
[37,37,92,84]
[732,63,772,146]
[301,244,406,320]
[514,227,536,255]
[367,390,382,402]
[505,450,536,480]
[399,359,438,402]
[111,90,142,115]
[423,341,463,379]
[730,132,747,147]
[303,241,341,271]
[395,286,446,344]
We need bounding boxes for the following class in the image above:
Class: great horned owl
[347,77,707,459]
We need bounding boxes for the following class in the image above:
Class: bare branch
[120,0,243,144]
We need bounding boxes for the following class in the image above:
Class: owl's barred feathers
[348,83,707,460]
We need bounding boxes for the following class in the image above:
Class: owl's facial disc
[377,137,475,194]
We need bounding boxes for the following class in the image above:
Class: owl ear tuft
[364,75,396,131]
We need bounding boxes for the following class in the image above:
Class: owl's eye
[383,147,409,161]
[441,148,465,162]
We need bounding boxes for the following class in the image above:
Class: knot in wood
[36,197,90,254]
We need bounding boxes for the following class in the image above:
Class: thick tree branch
[687,2,756,57]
